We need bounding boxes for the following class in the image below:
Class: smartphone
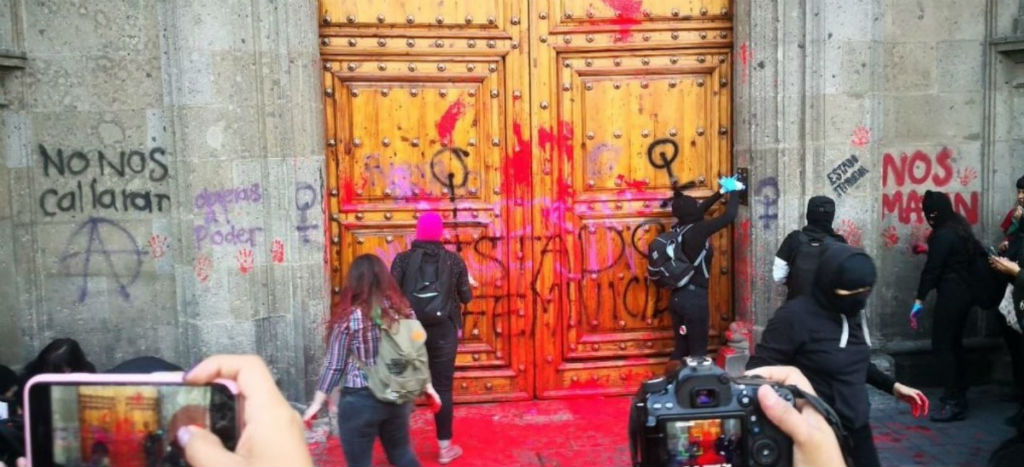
[24,373,239,467]
[988,246,999,257]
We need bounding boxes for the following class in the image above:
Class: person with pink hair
[391,213,472,464]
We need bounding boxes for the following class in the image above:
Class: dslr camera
[629,357,794,467]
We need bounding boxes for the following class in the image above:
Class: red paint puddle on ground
[436,99,466,147]
[601,0,644,42]
[905,425,933,435]
[873,432,905,445]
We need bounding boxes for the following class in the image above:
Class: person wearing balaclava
[910,190,978,422]
[390,212,472,464]
[773,196,848,300]
[667,179,743,360]
[748,243,929,467]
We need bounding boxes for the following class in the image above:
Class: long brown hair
[327,254,411,341]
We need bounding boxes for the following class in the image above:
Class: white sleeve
[772,256,789,283]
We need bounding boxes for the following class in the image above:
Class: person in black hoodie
[667,179,743,360]
[909,190,977,422]
[773,196,848,300]
[748,243,928,467]
[391,212,472,464]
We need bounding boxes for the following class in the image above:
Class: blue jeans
[337,387,420,467]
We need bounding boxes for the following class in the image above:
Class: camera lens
[691,388,718,408]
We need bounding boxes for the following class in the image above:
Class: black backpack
[647,225,708,289]
[786,232,839,300]
[401,249,449,326]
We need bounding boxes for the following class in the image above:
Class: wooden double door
[320,0,734,401]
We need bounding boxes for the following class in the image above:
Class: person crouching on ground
[748,243,928,467]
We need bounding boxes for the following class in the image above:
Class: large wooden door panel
[532,0,733,398]
[321,0,532,402]
[319,0,733,401]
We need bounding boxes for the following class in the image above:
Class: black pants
[932,280,973,400]
[998,311,1024,401]
[424,320,457,440]
[848,424,880,467]
[669,285,709,359]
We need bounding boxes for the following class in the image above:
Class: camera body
[629,358,794,467]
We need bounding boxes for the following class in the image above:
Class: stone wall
[0,0,326,400]
[734,0,1024,353]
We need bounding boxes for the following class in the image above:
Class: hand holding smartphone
[24,373,239,467]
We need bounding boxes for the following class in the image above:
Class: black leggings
[424,321,458,440]
[669,285,710,359]
[932,281,973,400]
[848,424,880,467]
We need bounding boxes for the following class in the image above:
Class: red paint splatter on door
[436,99,466,147]
[600,0,643,42]
[502,122,533,201]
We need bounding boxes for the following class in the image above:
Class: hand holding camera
[745,366,848,467]
[630,359,847,467]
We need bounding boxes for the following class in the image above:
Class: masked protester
[910,190,979,422]
[749,243,928,467]
[667,179,742,360]
[773,196,848,300]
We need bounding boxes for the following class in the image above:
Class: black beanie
[1016,174,1024,190]
[921,190,954,227]
[806,196,836,228]
[834,254,877,291]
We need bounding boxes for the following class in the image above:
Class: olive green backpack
[360,314,432,404]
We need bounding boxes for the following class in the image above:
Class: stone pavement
[871,385,1017,467]
[306,385,1018,466]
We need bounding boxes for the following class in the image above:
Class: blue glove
[718,175,746,194]
[909,302,923,330]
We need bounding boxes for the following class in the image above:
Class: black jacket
[675,192,740,288]
[391,241,472,329]
[916,225,972,300]
[748,247,895,430]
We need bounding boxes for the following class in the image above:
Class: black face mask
[833,292,869,316]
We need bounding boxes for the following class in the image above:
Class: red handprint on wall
[851,125,871,148]
[194,255,212,283]
[882,225,900,248]
[957,167,978,187]
[837,219,864,247]
[271,239,285,264]
[236,248,254,274]
[148,235,169,259]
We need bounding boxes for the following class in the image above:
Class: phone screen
[29,383,237,467]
